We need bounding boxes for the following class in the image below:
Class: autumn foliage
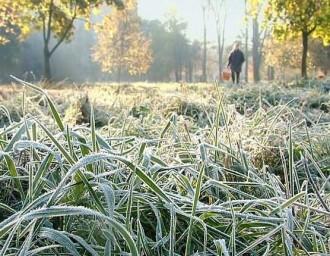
[92,0,152,79]
[266,0,330,78]
[0,0,123,80]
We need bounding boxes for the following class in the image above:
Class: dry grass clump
[63,94,109,127]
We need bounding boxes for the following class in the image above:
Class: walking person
[227,42,245,85]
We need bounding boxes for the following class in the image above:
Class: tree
[0,0,123,80]
[201,3,208,82]
[244,0,249,82]
[142,20,173,81]
[143,19,201,82]
[0,1,20,44]
[263,37,313,80]
[247,0,269,82]
[266,0,330,78]
[185,41,202,82]
[208,0,226,81]
[165,13,189,82]
[92,0,152,82]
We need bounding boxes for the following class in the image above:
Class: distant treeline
[0,17,329,83]
[0,18,210,83]
[1,0,330,83]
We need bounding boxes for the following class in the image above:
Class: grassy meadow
[0,79,330,255]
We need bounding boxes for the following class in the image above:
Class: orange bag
[222,68,231,81]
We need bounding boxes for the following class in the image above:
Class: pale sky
[138,0,246,46]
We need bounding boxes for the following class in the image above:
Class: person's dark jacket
[228,49,245,72]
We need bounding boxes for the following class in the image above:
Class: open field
[1,0,330,254]
[0,80,330,255]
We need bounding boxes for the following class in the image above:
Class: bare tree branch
[46,0,54,44]
[49,5,77,57]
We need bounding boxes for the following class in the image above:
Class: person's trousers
[231,71,240,84]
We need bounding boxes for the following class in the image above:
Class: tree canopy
[92,0,152,81]
[0,0,124,80]
[266,0,330,78]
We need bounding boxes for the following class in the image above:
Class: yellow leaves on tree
[0,1,21,44]
[266,0,329,39]
[92,0,152,77]
[0,0,123,80]
[265,0,330,78]
[313,2,330,46]
[247,0,266,18]
[263,37,313,70]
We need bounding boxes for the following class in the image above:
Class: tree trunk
[267,66,274,80]
[301,31,308,79]
[179,59,183,81]
[202,6,207,82]
[186,61,193,82]
[217,33,222,81]
[244,0,248,83]
[189,63,193,82]
[175,67,179,82]
[245,30,249,82]
[252,18,261,82]
[41,0,77,82]
[44,46,51,81]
